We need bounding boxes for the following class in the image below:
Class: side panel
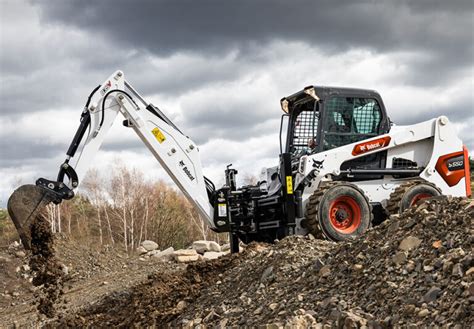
[298,116,468,209]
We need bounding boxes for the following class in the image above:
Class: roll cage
[281,86,391,156]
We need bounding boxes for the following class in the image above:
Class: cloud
[33,0,473,88]
[0,0,473,208]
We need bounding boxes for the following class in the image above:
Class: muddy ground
[0,197,473,328]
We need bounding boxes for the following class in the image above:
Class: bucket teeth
[7,185,55,249]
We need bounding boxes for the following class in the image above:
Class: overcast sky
[0,0,473,206]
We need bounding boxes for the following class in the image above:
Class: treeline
[0,166,226,251]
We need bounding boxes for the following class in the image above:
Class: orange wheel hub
[328,196,361,234]
[409,193,431,207]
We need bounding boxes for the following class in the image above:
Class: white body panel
[296,117,466,209]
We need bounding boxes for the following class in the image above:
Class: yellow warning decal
[286,176,293,194]
[151,127,166,143]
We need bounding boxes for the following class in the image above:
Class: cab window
[323,97,382,151]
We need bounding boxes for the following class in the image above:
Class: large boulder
[173,249,199,263]
[192,240,221,254]
[202,251,225,260]
[147,250,161,257]
[152,247,175,260]
[141,240,159,251]
[208,241,221,252]
[136,246,148,255]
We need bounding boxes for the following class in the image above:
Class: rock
[203,310,219,322]
[136,246,148,255]
[423,286,442,302]
[174,249,199,263]
[452,263,463,277]
[423,265,434,272]
[141,240,158,251]
[285,314,317,327]
[176,300,187,311]
[466,267,474,276]
[432,240,442,249]
[22,264,30,272]
[192,240,211,254]
[312,258,325,272]
[15,251,26,258]
[61,264,69,276]
[174,249,198,256]
[208,241,221,252]
[9,241,20,249]
[392,251,407,265]
[319,265,331,277]
[147,250,161,257]
[152,247,175,259]
[418,309,430,317]
[399,236,422,251]
[269,303,278,311]
[353,264,363,271]
[261,266,275,283]
[342,311,367,327]
[254,307,263,315]
[221,243,230,252]
[202,251,225,260]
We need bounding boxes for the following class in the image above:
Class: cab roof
[280,86,381,113]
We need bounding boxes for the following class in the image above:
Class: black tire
[305,182,372,241]
[386,180,441,215]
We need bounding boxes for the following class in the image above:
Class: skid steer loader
[8,71,471,252]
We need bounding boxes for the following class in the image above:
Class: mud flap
[7,185,56,249]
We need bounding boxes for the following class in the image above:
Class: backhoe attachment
[7,185,56,249]
[7,163,79,249]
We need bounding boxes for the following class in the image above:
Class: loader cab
[281,86,391,168]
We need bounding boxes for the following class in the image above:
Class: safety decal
[218,203,227,217]
[151,127,166,143]
[286,176,293,194]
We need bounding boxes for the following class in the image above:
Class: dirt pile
[176,196,473,327]
[29,214,66,318]
[49,196,472,327]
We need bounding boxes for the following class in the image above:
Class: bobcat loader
[8,71,471,252]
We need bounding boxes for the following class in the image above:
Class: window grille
[292,110,318,153]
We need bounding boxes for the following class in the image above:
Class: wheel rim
[409,193,432,207]
[328,196,362,234]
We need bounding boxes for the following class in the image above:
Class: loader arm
[9,71,214,248]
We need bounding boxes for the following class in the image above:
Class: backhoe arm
[8,71,214,248]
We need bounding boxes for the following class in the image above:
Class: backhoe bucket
[7,185,56,249]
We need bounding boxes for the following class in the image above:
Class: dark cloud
[34,0,473,87]
[0,140,63,167]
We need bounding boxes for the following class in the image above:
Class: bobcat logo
[312,159,325,174]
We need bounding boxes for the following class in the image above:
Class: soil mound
[51,197,472,327]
